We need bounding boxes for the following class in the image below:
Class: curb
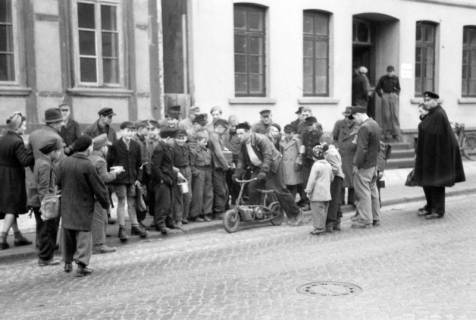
[1,187,475,264]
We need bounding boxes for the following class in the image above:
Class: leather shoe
[38,258,61,266]
[181,219,189,225]
[310,229,325,235]
[14,238,32,247]
[194,217,205,222]
[75,265,93,277]
[372,220,381,227]
[351,222,372,229]
[425,213,444,220]
[93,245,117,254]
[64,263,73,273]
[159,227,168,235]
[131,225,148,238]
[417,207,430,216]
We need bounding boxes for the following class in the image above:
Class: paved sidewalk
[1,160,475,262]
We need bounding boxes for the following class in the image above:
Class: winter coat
[89,151,117,184]
[107,138,142,185]
[414,105,465,187]
[279,136,303,186]
[56,153,109,231]
[305,159,333,202]
[83,120,117,144]
[27,153,56,208]
[333,119,359,187]
[0,131,34,217]
[60,119,81,148]
[353,118,382,169]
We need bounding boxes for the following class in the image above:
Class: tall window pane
[0,0,15,81]
[303,11,330,96]
[234,4,265,97]
[462,26,476,97]
[76,1,120,85]
[415,22,436,96]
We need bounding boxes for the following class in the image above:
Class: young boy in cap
[305,144,333,235]
[89,134,123,254]
[108,121,147,241]
[150,127,178,234]
[29,138,63,266]
[172,129,193,226]
[190,129,214,222]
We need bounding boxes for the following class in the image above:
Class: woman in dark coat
[414,92,466,219]
[0,112,35,249]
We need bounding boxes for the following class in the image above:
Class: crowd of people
[0,89,465,276]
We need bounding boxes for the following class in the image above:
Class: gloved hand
[257,172,267,181]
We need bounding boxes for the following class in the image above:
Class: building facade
[184,0,476,135]
[0,0,163,129]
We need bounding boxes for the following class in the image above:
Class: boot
[131,225,148,238]
[0,232,9,250]
[14,231,32,246]
[118,226,129,242]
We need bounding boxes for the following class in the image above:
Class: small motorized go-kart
[223,178,284,233]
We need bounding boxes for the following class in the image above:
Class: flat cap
[160,127,177,139]
[423,91,439,99]
[39,138,60,154]
[120,121,135,130]
[44,108,63,124]
[259,109,271,116]
[98,107,116,117]
[92,133,111,150]
[174,129,187,138]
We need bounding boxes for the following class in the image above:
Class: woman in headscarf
[0,112,35,249]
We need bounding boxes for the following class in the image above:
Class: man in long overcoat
[414,91,465,219]
[57,136,109,276]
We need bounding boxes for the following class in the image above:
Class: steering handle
[235,177,258,183]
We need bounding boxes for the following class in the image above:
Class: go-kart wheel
[223,209,240,233]
[269,202,284,226]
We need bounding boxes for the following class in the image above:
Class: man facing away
[56,136,109,277]
[349,106,383,228]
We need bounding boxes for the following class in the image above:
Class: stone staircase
[386,142,415,169]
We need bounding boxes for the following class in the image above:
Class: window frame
[233,3,267,97]
[72,0,124,88]
[303,10,330,97]
[462,26,476,97]
[415,21,437,97]
[0,0,20,85]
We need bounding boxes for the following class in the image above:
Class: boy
[172,129,193,226]
[108,121,147,241]
[305,144,333,235]
[190,129,214,222]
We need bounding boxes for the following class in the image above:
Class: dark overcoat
[414,105,465,187]
[0,131,34,217]
[56,153,109,231]
[107,138,142,185]
[333,119,359,188]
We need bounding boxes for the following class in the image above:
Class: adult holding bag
[28,139,62,266]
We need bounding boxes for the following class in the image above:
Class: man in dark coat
[83,107,118,144]
[414,91,466,219]
[352,66,370,108]
[233,122,302,224]
[58,103,80,155]
[56,136,109,276]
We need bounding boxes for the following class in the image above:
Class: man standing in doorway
[376,65,401,141]
[352,66,371,108]
[350,106,382,228]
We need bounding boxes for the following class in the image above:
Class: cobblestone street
[1,195,475,320]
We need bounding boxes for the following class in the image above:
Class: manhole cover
[297,281,362,297]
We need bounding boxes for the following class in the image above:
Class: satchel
[40,166,60,221]
[40,194,61,221]
[405,169,418,187]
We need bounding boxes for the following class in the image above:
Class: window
[462,26,476,97]
[415,21,436,96]
[0,0,16,82]
[352,19,371,45]
[74,1,122,86]
[303,11,330,96]
[234,4,266,97]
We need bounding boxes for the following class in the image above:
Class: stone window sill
[458,97,476,104]
[67,87,133,97]
[297,97,339,105]
[0,86,32,96]
[228,97,276,105]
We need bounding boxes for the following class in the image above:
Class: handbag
[40,167,60,221]
[405,169,418,187]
